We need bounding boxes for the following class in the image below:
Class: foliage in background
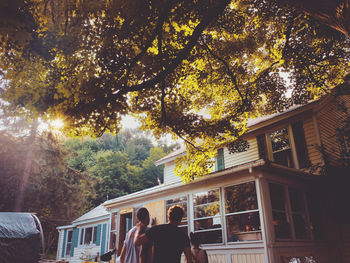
[0,125,95,256]
[64,129,177,207]
[0,118,175,256]
[0,0,349,181]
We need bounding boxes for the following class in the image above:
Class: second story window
[257,121,310,169]
[270,128,294,168]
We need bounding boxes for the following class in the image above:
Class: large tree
[0,0,349,179]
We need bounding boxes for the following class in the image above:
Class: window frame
[192,188,224,245]
[266,124,298,168]
[223,181,263,244]
[268,182,322,242]
[65,229,73,257]
[79,225,99,246]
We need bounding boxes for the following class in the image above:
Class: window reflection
[193,189,222,244]
[224,182,261,242]
[269,183,292,239]
[270,128,294,167]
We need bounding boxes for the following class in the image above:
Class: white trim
[73,215,109,225]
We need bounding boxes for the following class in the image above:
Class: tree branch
[112,0,231,98]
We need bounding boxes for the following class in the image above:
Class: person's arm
[120,245,126,263]
[134,222,150,246]
[184,246,193,263]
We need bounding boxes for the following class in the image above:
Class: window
[269,183,292,239]
[193,189,222,244]
[79,226,99,246]
[66,230,73,257]
[269,183,324,240]
[166,196,188,233]
[110,212,118,249]
[270,128,294,168]
[289,188,308,239]
[216,148,225,171]
[257,121,310,169]
[224,182,262,242]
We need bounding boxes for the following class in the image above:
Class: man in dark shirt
[134,205,192,263]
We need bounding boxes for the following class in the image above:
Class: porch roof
[103,159,315,209]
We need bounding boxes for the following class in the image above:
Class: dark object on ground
[100,249,116,262]
[0,213,43,263]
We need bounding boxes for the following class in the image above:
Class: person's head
[189,232,201,248]
[167,205,184,225]
[137,207,150,225]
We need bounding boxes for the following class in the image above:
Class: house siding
[224,138,260,168]
[303,116,324,170]
[317,97,349,165]
[231,253,264,263]
[164,161,182,184]
[56,229,65,260]
[144,199,166,225]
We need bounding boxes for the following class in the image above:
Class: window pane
[226,212,261,242]
[270,128,290,152]
[195,230,222,244]
[269,183,286,211]
[193,189,220,206]
[289,188,304,213]
[194,217,222,231]
[93,226,97,243]
[67,230,73,242]
[293,214,307,239]
[225,182,258,213]
[66,243,71,256]
[306,193,324,240]
[194,202,220,218]
[80,229,84,245]
[272,211,291,239]
[273,149,294,167]
[84,227,92,244]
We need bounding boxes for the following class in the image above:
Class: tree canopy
[0,0,349,179]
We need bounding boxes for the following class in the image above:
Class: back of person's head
[167,205,184,224]
[137,207,150,225]
[189,232,201,247]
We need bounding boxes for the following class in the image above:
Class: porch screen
[193,189,223,244]
[224,181,262,242]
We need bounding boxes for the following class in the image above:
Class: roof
[154,147,186,166]
[155,99,322,165]
[104,159,315,209]
[72,204,109,224]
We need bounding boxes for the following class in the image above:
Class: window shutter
[100,224,107,255]
[96,224,102,245]
[70,228,78,257]
[257,134,267,160]
[292,121,310,168]
[75,228,80,247]
[217,148,225,171]
[61,229,67,258]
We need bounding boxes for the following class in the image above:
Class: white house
[57,205,109,262]
[57,89,350,263]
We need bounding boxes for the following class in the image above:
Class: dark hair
[137,207,149,221]
[189,232,201,247]
[167,205,184,223]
